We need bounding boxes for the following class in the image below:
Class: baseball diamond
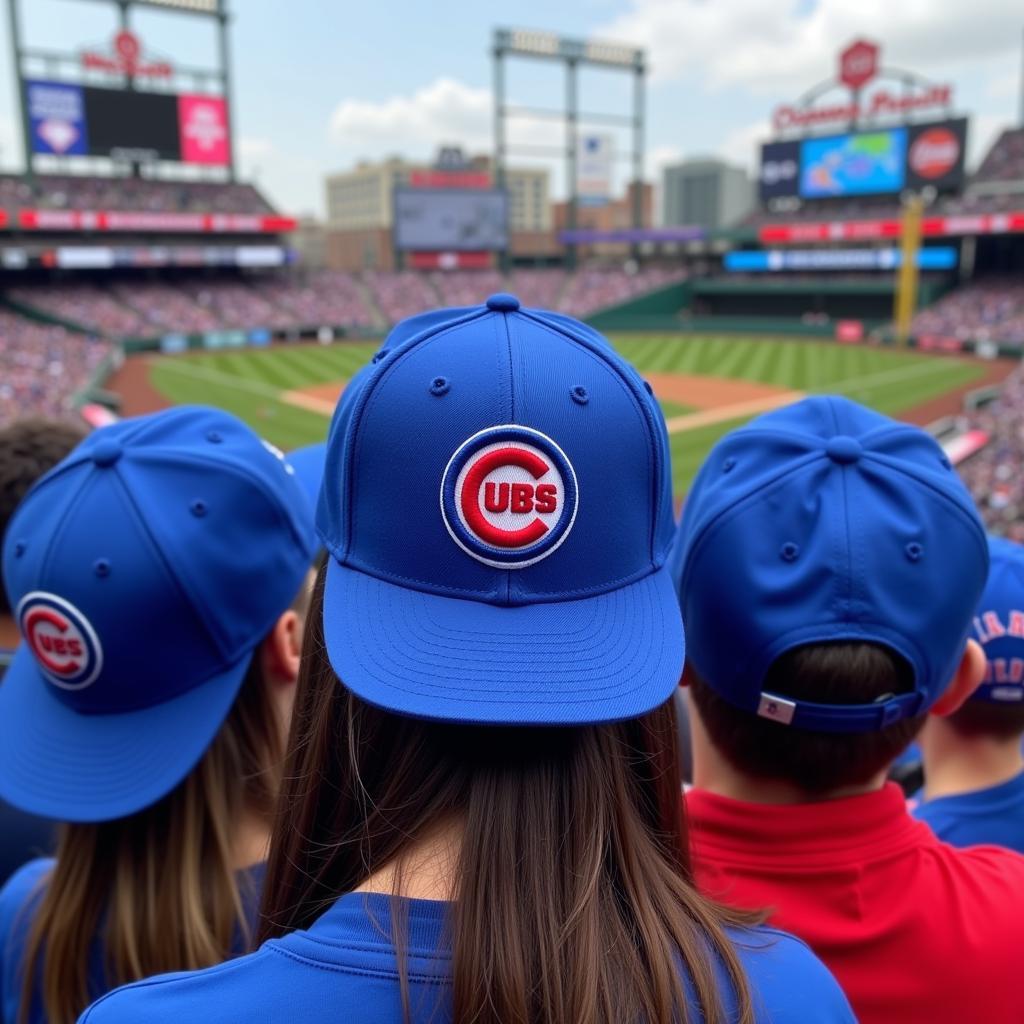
[107,333,1012,496]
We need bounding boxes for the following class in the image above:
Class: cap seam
[516,310,664,564]
[499,313,514,603]
[345,310,492,561]
[29,464,92,590]
[338,553,665,605]
[826,398,855,625]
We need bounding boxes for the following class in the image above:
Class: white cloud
[987,68,1020,101]
[329,77,492,151]
[717,119,771,173]
[600,0,1024,92]
[238,136,274,163]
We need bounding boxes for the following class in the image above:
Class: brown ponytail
[260,565,761,1024]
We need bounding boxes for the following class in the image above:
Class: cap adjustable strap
[758,690,926,734]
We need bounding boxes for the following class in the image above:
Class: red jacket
[687,783,1024,1024]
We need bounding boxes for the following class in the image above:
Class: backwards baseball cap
[0,406,319,822]
[675,395,989,734]
[316,293,682,725]
[969,536,1024,703]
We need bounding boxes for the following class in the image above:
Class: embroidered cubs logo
[441,426,578,568]
[17,592,103,690]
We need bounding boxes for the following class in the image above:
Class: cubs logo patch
[17,592,103,690]
[441,425,578,568]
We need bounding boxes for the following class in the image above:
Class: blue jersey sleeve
[0,858,52,1024]
[735,926,857,1023]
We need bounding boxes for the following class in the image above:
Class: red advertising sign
[13,209,296,234]
[178,95,229,166]
[908,127,960,179]
[81,30,172,79]
[409,170,491,188]
[408,251,492,270]
[835,320,865,344]
[839,40,878,91]
[758,211,1024,243]
[771,40,953,134]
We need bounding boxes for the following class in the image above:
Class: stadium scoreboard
[27,80,229,166]
[393,189,509,252]
[759,118,968,202]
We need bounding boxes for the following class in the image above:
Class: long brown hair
[260,566,760,1024]
[19,655,284,1024]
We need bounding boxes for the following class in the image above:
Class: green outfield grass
[146,334,988,494]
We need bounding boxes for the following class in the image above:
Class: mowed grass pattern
[147,334,986,494]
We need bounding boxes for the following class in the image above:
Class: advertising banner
[800,128,907,199]
[758,140,800,200]
[724,246,957,272]
[394,189,508,251]
[906,119,968,191]
[27,81,88,156]
[178,95,229,165]
[577,133,613,206]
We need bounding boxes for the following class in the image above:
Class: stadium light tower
[492,28,647,269]
[6,0,236,182]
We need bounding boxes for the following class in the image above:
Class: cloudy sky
[1,0,1021,217]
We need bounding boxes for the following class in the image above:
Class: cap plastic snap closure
[485,293,520,313]
[825,436,863,465]
[91,440,123,468]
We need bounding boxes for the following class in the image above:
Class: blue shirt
[77,891,856,1024]
[913,770,1024,853]
[0,857,265,1024]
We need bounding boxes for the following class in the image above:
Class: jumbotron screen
[758,118,968,202]
[26,79,229,165]
[393,189,509,251]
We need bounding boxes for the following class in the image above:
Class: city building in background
[324,150,552,271]
[662,158,752,230]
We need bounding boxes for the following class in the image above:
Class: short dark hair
[0,417,85,615]
[944,699,1024,741]
[690,642,925,795]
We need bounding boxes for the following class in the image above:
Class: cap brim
[286,443,326,511]
[322,560,685,725]
[0,645,250,822]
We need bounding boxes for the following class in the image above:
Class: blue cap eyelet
[643,380,654,396]
[13,539,26,557]
[570,385,589,405]
[190,499,208,518]
[905,542,923,562]
[429,376,450,396]
[372,348,391,364]
[780,542,799,562]
[93,558,111,578]
[723,457,737,473]
[206,430,223,444]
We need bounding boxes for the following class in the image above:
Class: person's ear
[261,609,302,685]
[930,640,987,718]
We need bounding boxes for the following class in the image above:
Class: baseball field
[112,334,1007,495]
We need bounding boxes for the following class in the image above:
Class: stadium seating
[108,281,222,335]
[557,266,687,318]
[958,365,1024,542]
[971,128,1024,186]
[910,277,1024,346]
[0,311,109,425]
[362,270,442,324]
[8,284,148,339]
[0,175,274,215]
[257,272,378,330]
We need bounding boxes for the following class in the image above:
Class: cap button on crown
[825,436,862,465]
[91,439,123,468]
[486,293,520,313]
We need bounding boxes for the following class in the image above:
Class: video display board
[394,189,509,251]
[26,80,229,165]
[758,119,967,202]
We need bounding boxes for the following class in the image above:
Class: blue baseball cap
[969,536,1024,703]
[675,395,989,733]
[0,406,318,822]
[316,293,683,725]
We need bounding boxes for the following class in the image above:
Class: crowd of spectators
[958,365,1024,542]
[8,284,148,338]
[909,277,1024,347]
[0,175,273,215]
[558,265,687,318]
[971,128,1024,186]
[109,281,222,335]
[0,311,108,425]
[258,272,377,330]
[362,270,444,324]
